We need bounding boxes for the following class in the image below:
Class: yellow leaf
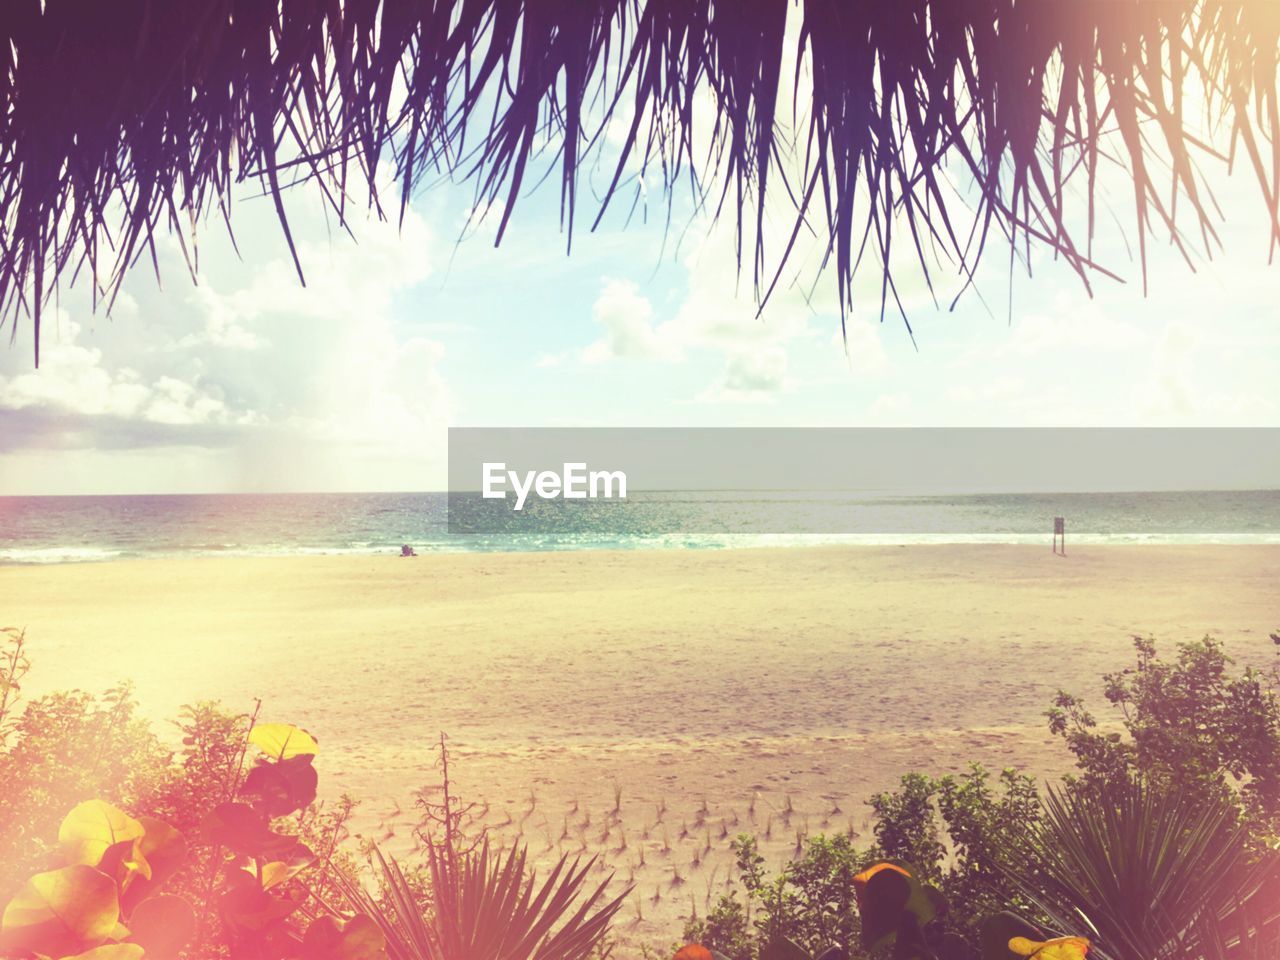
[1,865,119,957]
[260,846,315,892]
[1009,936,1091,960]
[98,839,151,895]
[248,722,319,759]
[59,801,145,868]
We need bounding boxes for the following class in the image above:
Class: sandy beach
[5,544,1278,944]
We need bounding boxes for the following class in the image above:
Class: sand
[4,544,1278,946]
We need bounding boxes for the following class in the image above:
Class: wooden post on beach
[1053,517,1065,556]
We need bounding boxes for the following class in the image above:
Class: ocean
[1,489,1278,564]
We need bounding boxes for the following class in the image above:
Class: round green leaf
[202,802,297,860]
[128,894,196,956]
[243,754,319,816]
[248,723,319,759]
[1,865,120,956]
[136,817,187,887]
[59,801,145,869]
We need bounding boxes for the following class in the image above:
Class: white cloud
[1134,320,1198,420]
[577,213,841,402]
[831,319,890,375]
[0,191,452,489]
[183,203,452,460]
[870,392,912,419]
[581,279,673,363]
[0,316,239,427]
[181,285,266,350]
[697,347,790,403]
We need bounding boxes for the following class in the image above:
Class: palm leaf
[1004,778,1279,960]
[2,1,1278,364]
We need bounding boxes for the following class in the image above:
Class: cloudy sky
[0,138,1277,494]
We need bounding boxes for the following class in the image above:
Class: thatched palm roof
[1,1,1277,365]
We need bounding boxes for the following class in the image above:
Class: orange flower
[674,946,714,960]
[1009,936,1091,960]
[852,862,912,888]
[851,861,912,906]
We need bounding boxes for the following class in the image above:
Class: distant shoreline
[5,532,1280,566]
[4,488,1279,565]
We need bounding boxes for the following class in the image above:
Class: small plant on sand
[338,735,628,960]
[0,627,30,744]
[339,840,625,960]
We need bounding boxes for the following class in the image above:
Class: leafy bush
[0,716,369,960]
[867,775,945,884]
[0,798,193,958]
[677,633,1280,960]
[0,679,171,890]
[681,832,867,959]
[0,632,621,960]
[1048,634,1280,837]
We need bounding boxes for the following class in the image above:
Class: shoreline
[4,535,1280,568]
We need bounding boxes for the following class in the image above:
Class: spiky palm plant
[1012,778,1280,960]
[334,840,629,960]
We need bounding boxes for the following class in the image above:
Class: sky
[0,125,1278,494]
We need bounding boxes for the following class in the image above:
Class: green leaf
[118,818,187,914]
[248,722,319,759]
[220,870,302,933]
[261,843,316,891]
[58,801,145,869]
[1,865,119,957]
[135,817,187,888]
[981,913,1044,960]
[302,914,387,959]
[853,861,937,951]
[243,754,319,816]
[202,802,299,860]
[128,894,196,956]
[761,936,811,960]
[96,839,151,897]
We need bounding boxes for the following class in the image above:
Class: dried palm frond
[1,0,1277,364]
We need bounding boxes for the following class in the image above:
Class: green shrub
[1048,634,1280,836]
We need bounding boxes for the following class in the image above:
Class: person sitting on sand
[400,544,417,557]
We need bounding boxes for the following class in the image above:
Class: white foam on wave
[3,532,1278,566]
[0,546,125,564]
